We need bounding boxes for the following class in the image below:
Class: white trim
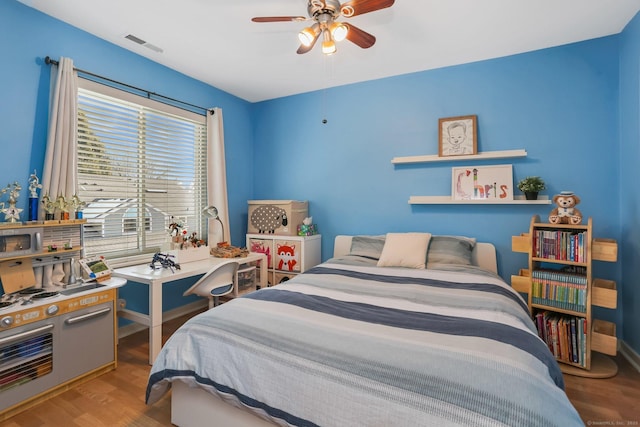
[619,340,640,373]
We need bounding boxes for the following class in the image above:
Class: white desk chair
[183,260,240,309]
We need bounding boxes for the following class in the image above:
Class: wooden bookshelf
[511,215,618,378]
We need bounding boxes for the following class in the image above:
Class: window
[122,207,151,234]
[77,79,207,261]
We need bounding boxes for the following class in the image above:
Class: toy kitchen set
[0,221,125,421]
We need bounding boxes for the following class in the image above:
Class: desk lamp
[204,206,228,247]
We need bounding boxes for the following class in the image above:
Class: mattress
[146,257,582,426]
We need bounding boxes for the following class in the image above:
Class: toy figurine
[42,193,56,220]
[548,191,583,225]
[55,195,70,220]
[69,194,87,219]
[0,182,23,223]
[28,170,43,221]
[150,252,181,273]
[28,171,42,198]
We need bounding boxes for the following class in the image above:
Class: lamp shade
[321,29,336,55]
[298,27,315,46]
[203,205,219,219]
[298,23,320,47]
[203,205,226,244]
[322,40,336,54]
[330,22,348,42]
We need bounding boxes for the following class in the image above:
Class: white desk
[113,252,267,364]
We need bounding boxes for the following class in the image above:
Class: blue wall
[0,1,254,314]
[2,0,639,355]
[0,1,254,248]
[619,12,640,355]
[253,36,622,327]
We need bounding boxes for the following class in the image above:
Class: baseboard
[117,300,208,340]
[619,340,640,373]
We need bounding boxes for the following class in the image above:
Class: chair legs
[207,296,221,309]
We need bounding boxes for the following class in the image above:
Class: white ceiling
[18,0,640,103]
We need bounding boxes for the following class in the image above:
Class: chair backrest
[183,261,240,299]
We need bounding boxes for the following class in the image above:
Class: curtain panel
[206,108,230,245]
[42,57,78,210]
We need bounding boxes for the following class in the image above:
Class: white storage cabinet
[246,234,321,285]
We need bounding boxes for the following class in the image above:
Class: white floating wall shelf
[392,149,527,165]
[408,195,551,205]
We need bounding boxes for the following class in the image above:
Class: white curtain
[42,57,78,211]
[206,108,230,245]
[40,57,78,289]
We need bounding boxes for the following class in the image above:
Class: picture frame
[438,115,478,157]
[451,164,513,201]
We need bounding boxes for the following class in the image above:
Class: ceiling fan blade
[297,33,320,54]
[344,23,376,49]
[340,0,394,17]
[251,16,307,23]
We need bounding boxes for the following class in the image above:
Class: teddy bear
[548,191,582,225]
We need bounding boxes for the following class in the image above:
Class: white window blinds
[76,79,207,260]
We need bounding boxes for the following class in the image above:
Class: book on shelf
[582,318,588,365]
[531,268,587,312]
[550,316,559,357]
[535,311,587,367]
[558,317,568,361]
[570,317,578,364]
[532,230,586,262]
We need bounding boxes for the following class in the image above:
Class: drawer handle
[0,324,54,346]
[65,307,111,325]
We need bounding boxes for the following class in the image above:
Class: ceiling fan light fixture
[321,29,336,55]
[322,39,336,55]
[330,22,348,42]
[298,23,320,47]
[252,0,393,55]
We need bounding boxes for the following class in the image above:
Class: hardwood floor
[0,310,205,427]
[1,309,639,426]
[564,353,640,424]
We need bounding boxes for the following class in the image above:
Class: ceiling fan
[251,0,395,55]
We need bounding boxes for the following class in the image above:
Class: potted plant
[517,176,546,200]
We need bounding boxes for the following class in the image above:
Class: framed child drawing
[451,165,514,201]
[439,115,477,157]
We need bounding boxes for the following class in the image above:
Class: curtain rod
[44,56,214,116]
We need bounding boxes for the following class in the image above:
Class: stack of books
[533,230,586,262]
[531,268,587,312]
[534,311,587,367]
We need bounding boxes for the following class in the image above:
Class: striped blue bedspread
[146,261,582,426]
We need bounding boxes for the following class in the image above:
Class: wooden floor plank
[563,353,640,425]
[1,308,638,426]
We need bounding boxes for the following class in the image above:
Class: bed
[146,233,583,426]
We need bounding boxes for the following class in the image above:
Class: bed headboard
[333,235,498,274]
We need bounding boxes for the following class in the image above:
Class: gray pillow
[349,235,386,260]
[426,235,476,267]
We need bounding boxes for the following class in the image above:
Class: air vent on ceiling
[124,34,163,53]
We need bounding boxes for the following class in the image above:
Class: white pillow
[377,232,432,269]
